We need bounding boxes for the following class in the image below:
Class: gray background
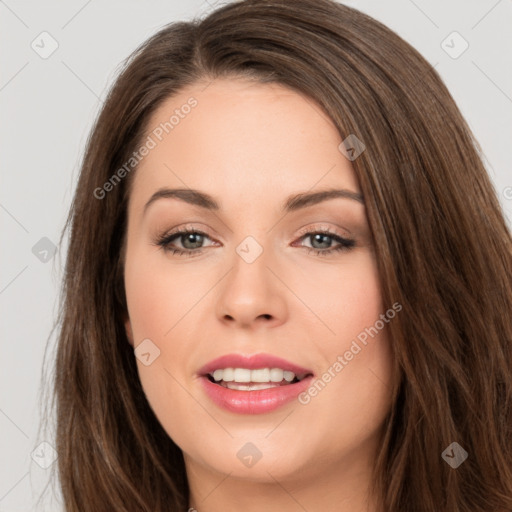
[1,0,511,510]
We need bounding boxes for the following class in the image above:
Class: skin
[123,78,394,512]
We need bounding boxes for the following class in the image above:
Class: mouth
[197,353,315,414]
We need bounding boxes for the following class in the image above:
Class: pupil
[312,233,331,249]
[183,233,203,249]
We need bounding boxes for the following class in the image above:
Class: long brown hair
[45,0,512,510]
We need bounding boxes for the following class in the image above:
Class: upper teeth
[210,368,298,383]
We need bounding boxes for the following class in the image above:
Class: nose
[214,243,288,330]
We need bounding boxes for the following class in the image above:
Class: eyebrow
[143,187,364,215]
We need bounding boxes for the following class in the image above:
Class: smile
[198,354,315,414]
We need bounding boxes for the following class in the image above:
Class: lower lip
[199,375,315,414]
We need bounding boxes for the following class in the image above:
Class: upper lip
[198,353,314,377]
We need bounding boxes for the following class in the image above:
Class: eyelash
[154,226,355,258]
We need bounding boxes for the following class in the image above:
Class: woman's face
[123,78,393,487]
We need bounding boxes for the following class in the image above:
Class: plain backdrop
[1,0,511,510]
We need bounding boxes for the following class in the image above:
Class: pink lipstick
[198,353,314,414]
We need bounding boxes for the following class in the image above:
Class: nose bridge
[229,232,274,294]
[214,231,288,326]
[235,234,266,266]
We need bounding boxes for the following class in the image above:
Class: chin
[182,431,315,482]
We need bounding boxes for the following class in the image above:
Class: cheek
[294,249,384,345]
[123,246,215,441]
[124,246,203,342]
[292,251,393,434]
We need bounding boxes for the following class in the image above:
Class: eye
[294,228,355,256]
[153,226,355,257]
[154,228,216,257]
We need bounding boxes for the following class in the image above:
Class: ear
[124,316,134,347]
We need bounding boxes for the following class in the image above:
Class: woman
[49,0,512,510]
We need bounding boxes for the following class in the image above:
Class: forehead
[129,78,360,213]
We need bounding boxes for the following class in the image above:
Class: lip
[198,353,314,414]
[198,353,313,377]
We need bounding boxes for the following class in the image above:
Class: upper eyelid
[164,224,349,237]
[295,223,352,238]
